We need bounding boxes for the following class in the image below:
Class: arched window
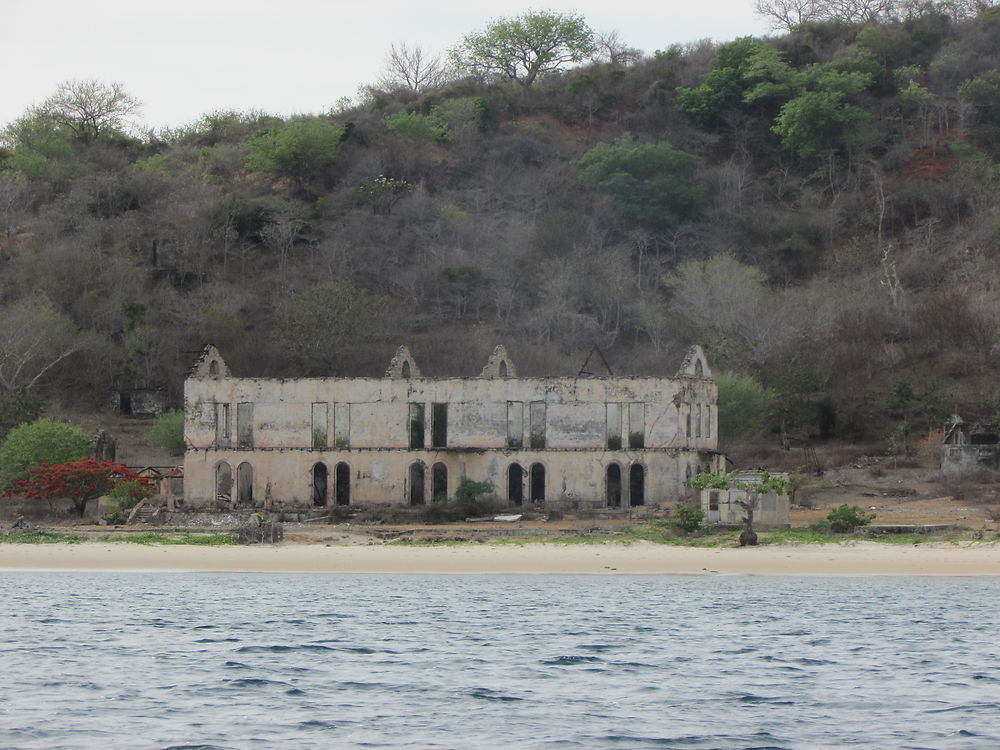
[215,461,232,504]
[209,360,220,376]
[401,360,411,379]
[408,462,425,505]
[530,463,545,502]
[236,462,254,507]
[499,360,508,377]
[629,464,645,507]
[606,463,622,507]
[695,359,704,377]
[335,462,351,506]
[432,462,448,501]
[311,463,328,506]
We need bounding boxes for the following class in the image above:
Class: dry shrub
[985,507,1000,522]
[932,469,1000,504]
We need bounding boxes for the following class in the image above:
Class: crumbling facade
[183,345,722,510]
[941,416,1000,473]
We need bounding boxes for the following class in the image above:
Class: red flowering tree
[5,460,154,517]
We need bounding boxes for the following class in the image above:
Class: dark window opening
[507,401,523,449]
[335,462,351,506]
[408,462,425,505]
[402,360,411,378]
[606,464,622,508]
[629,464,645,507]
[432,403,448,448]
[312,463,328,507]
[215,462,232,504]
[409,403,425,449]
[499,360,508,377]
[530,463,545,502]
[508,464,524,506]
[237,462,254,507]
[237,403,254,449]
[529,401,546,449]
[432,462,448,501]
[709,491,720,512]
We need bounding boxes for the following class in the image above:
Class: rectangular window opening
[334,403,350,447]
[709,491,720,512]
[431,403,448,448]
[606,403,622,450]
[628,402,645,449]
[236,402,253,449]
[529,401,546,449]
[311,402,328,449]
[409,403,425,450]
[507,401,523,449]
[214,402,231,448]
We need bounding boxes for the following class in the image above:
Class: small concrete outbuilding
[940,415,1000,474]
[182,345,723,511]
[699,471,791,528]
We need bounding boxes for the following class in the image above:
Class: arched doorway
[606,463,622,507]
[432,462,448,501]
[408,462,425,505]
[236,462,254,507]
[629,464,645,507]
[530,463,545,502]
[507,464,524,506]
[215,462,232,505]
[335,462,351,506]
[311,463,328,506]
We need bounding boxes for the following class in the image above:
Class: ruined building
[183,345,722,510]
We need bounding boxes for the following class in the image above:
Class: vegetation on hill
[3,6,1000,451]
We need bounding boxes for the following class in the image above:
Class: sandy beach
[1,541,999,575]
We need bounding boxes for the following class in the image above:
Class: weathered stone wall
[183,346,720,509]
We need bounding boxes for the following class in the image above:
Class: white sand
[1,541,999,575]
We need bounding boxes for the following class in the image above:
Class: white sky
[1,0,770,133]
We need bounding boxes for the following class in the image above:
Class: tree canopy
[575,135,701,230]
[451,10,596,87]
[245,117,345,186]
[0,418,90,490]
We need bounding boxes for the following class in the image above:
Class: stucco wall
[183,346,720,509]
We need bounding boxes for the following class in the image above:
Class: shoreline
[1,541,999,576]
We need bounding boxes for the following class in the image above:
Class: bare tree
[380,43,446,93]
[37,79,141,144]
[593,30,642,66]
[755,0,900,28]
[0,295,86,393]
[0,175,29,238]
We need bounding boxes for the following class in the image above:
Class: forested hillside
[4,7,1000,449]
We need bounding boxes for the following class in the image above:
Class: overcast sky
[1,0,770,132]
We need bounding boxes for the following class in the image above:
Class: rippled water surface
[2,573,999,749]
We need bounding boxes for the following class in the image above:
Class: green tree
[688,470,792,546]
[715,372,778,444]
[151,409,185,456]
[451,10,596,88]
[0,418,90,490]
[245,117,345,187]
[576,135,701,230]
[384,111,449,142]
[677,37,778,128]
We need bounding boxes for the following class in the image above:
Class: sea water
[1,573,999,749]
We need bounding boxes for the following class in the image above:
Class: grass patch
[107,532,237,546]
[0,530,86,544]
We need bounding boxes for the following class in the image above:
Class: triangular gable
[385,345,421,378]
[481,345,517,378]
